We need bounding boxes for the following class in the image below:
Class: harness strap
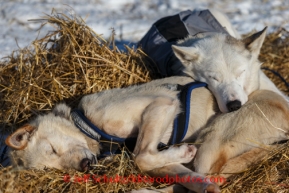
[71,110,101,142]
[71,81,207,156]
[71,109,138,156]
[169,82,207,145]
[72,109,132,143]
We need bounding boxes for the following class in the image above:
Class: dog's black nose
[80,158,91,171]
[226,100,241,112]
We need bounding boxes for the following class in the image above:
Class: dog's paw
[205,183,221,193]
[178,144,197,163]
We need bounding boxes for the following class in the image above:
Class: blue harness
[71,82,207,157]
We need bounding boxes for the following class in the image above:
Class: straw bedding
[0,11,289,192]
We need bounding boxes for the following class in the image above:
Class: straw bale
[0,11,289,193]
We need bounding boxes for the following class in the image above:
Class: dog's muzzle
[226,100,241,112]
[80,155,97,171]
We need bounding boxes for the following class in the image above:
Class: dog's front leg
[133,97,195,171]
[148,164,220,193]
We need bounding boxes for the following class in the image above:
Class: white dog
[139,9,288,113]
[172,27,289,113]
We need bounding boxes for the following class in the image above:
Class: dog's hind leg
[193,139,223,175]
[219,147,270,179]
[133,97,195,171]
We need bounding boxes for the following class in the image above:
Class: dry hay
[0,12,154,132]
[260,29,289,96]
[0,11,289,193]
[222,142,289,192]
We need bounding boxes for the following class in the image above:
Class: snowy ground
[1,0,289,58]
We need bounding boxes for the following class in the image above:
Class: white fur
[171,11,288,112]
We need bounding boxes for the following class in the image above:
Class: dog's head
[172,28,267,113]
[5,104,100,171]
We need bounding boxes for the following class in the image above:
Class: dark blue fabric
[72,109,138,156]
[170,82,207,145]
[72,109,133,143]
[181,82,207,141]
[0,135,10,167]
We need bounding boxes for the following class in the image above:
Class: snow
[1,0,289,58]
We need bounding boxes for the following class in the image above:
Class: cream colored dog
[5,76,289,193]
[193,90,289,175]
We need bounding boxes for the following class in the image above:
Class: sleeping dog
[6,76,289,193]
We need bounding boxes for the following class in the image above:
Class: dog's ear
[172,45,201,66]
[242,27,267,56]
[52,103,71,120]
[5,125,35,150]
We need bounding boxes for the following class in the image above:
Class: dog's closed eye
[206,72,221,82]
[208,75,220,82]
[49,145,58,155]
